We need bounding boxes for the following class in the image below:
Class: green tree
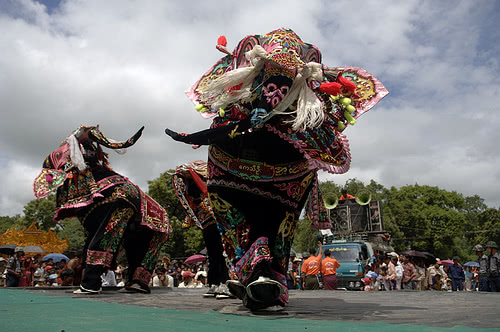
[147,170,185,220]
[319,180,342,198]
[23,195,57,230]
[148,170,204,259]
[383,184,467,259]
[0,215,25,234]
[57,218,85,255]
[343,178,366,197]
[473,208,500,248]
[184,226,205,256]
[292,218,320,254]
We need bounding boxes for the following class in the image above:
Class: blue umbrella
[42,253,69,263]
[464,261,479,267]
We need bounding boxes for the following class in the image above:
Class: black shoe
[226,280,246,300]
[246,276,282,304]
[125,282,151,294]
[203,284,218,298]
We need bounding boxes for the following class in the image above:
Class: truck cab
[321,240,374,290]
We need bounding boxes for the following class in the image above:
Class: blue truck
[319,198,393,290]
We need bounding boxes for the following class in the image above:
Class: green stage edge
[0,289,497,332]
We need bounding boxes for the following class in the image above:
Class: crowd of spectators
[286,241,500,292]
[2,241,498,293]
[0,249,209,290]
[0,248,83,287]
[149,257,208,289]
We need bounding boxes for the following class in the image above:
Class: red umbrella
[184,254,206,265]
[438,259,453,266]
[438,259,461,267]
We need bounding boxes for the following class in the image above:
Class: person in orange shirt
[301,242,322,290]
[339,189,355,201]
[321,250,341,290]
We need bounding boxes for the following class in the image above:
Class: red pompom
[319,82,342,96]
[217,35,227,47]
[337,76,357,92]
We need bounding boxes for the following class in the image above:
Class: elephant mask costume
[34,125,171,294]
[166,28,388,309]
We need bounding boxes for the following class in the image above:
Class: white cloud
[0,160,40,216]
[0,0,499,215]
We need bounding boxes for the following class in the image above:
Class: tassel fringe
[200,45,325,132]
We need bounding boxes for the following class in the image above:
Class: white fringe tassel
[199,46,268,110]
[271,62,324,131]
[200,44,325,132]
[67,134,87,171]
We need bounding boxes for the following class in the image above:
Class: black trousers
[6,274,19,287]
[202,223,229,285]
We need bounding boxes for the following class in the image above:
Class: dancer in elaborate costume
[34,126,171,294]
[166,28,388,309]
[172,161,231,298]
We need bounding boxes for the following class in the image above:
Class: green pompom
[346,105,356,113]
[219,108,225,117]
[344,111,356,125]
[195,104,205,111]
[341,98,352,106]
[200,107,208,113]
[337,121,346,130]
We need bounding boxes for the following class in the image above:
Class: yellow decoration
[228,125,241,139]
[0,223,69,255]
[194,104,205,111]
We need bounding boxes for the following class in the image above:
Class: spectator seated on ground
[60,269,74,286]
[101,268,117,287]
[152,267,173,287]
[195,270,208,287]
[362,277,374,291]
[433,274,442,291]
[178,271,199,288]
[48,274,58,286]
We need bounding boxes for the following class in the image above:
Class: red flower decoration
[319,82,342,96]
[337,75,357,92]
[217,35,227,47]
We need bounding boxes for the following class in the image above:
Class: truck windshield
[324,245,361,262]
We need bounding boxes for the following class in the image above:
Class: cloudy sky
[1,0,499,216]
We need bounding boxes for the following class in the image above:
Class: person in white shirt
[178,271,197,288]
[152,267,174,287]
[395,256,404,290]
[101,269,117,287]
